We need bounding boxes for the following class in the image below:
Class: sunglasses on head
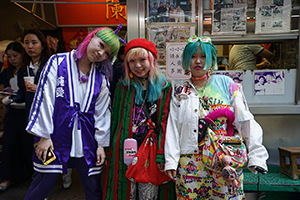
[187,36,212,44]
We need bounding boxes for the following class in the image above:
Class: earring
[184,70,191,76]
[129,72,134,79]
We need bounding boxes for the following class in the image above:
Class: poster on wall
[147,25,194,65]
[254,71,285,95]
[214,71,243,84]
[147,0,194,23]
[212,0,247,35]
[255,0,291,34]
[165,42,190,79]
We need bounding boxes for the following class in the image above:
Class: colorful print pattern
[176,150,245,200]
[175,75,245,200]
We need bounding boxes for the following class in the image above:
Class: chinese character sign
[55,0,127,26]
[166,42,190,79]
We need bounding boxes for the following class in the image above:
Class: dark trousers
[24,157,103,200]
[0,108,33,180]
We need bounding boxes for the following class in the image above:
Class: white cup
[24,76,35,91]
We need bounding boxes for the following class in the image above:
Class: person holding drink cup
[0,42,34,191]
[17,29,52,121]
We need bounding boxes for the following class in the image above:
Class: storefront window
[143,0,298,70]
[145,0,195,65]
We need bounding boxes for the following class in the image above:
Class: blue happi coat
[26,50,111,176]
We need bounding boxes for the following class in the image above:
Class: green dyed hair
[182,40,218,71]
[96,28,120,57]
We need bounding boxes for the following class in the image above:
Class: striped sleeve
[26,54,60,138]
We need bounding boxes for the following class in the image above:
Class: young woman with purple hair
[24,27,120,200]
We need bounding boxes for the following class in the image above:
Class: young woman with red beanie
[104,38,175,200]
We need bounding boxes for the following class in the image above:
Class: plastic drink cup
[24,76,34,91]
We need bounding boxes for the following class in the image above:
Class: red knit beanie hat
[124,38,158,59]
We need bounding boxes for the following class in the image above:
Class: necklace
[77,61,90,83]
[138,77,148,82]
[132,91,148,133]
[195,75,211,110]
[191,69,212,81]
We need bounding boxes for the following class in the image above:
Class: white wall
[255,114,300,166]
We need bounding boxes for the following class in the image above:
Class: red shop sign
[55,0,127,26]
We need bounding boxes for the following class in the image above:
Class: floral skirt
[176,148,245,200]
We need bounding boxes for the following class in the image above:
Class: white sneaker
[62,168,72,189]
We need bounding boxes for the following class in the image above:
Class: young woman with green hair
[164,36,268,199]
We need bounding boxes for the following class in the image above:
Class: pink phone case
[124,138,138,166]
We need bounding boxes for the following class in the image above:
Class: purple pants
[24,157,102,200]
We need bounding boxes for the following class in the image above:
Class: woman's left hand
[27,83,38,93]
[158,162,165,172]
[96,147,105,166]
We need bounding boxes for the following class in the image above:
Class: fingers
[96,155,105,166]
[35,146,48,162]
[166,170,177,181]
[35,138,53,162]
[227,182,237,195]
[27,84,37,93]
[96,147,105,166]
[158,162,165,172]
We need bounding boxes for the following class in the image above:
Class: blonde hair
[122,47,167,104]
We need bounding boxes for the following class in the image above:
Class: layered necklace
[132,91,148,133]
[194,70,212,110]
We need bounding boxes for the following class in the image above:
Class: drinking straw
[27,65,30,77]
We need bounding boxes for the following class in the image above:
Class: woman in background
[0,42,33,191]
[18,29,52,120]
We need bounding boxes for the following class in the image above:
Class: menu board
[165,42,189,79]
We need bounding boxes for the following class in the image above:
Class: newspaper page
[255,0,291,34]
[212,0,247,35]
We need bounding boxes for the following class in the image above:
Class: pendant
[80,75,88,83]
[132,125,137,133]
[203,95,209,102]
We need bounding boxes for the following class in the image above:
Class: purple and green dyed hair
[76,27,120,60]
[75,27,120,79]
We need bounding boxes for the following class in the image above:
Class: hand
[35,138,53,162]
[158,162,165,172]
[166,169,177,181]
[254,166,267,175]
[27,84,38,93]
[222,166,238,195]
[96,147,105,166]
